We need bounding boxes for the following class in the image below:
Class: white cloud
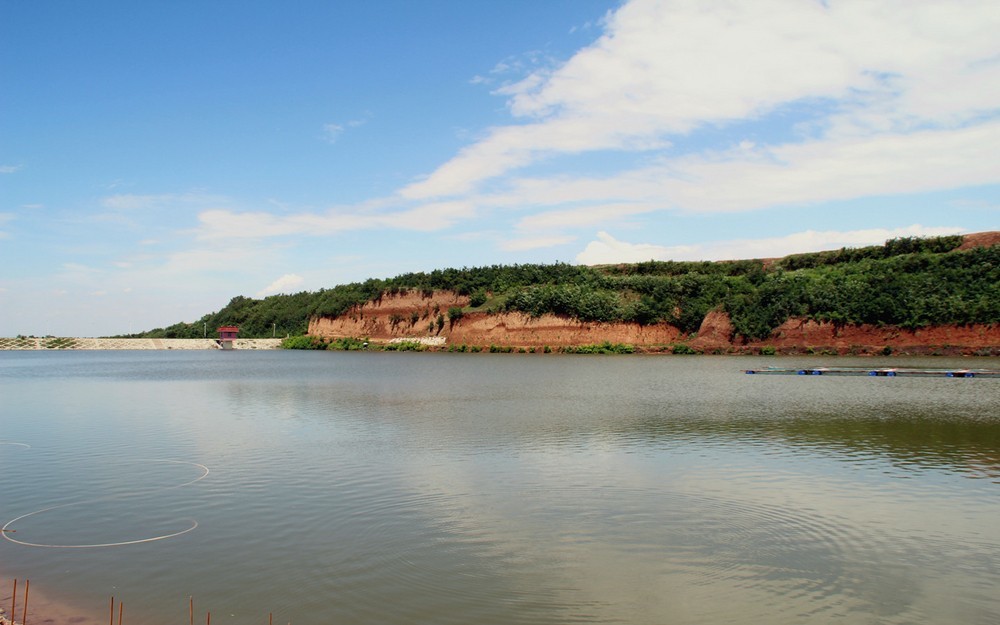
[322,123,344,143]
[194,196,475,240]
[575,225,967,265]
[504,120,1000,216]
[323,116,369,143]
[650,121,1000,213]
[61,262,102,275]
[257,274,304,297]
[0,164,22,174]
[576,232,700,265]
[195,208,376,239]
[399,0,1000,209]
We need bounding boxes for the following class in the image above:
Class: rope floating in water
[1,460,209,549]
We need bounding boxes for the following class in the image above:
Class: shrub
[384,341,425,351]
[282,335,328,350]
[563,341,635,354]
[671,344,699,355]
[469,290,488,308]
[327,337,368,351]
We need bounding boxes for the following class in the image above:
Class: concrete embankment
[0,338,283,350]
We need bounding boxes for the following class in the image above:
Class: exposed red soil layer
[308,233,1000,355]
[308,291,685,348]
[447,312,684,347]
[958,231,1000,250]
[308,292,999,355]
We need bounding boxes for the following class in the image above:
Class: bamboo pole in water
[109,597,114,625]
[11,578,16,625]
[118,601,123,625]
[21,580,29,625]
[189,597,193,625]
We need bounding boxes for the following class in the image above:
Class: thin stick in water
[21,580,29,625]
[11,578,17,625]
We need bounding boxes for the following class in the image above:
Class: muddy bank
[1,577,103,625]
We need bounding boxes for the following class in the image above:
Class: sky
[1,0,998,337]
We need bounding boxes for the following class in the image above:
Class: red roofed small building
[217,326,239,350]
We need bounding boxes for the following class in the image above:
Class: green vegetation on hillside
[134,235,999,341]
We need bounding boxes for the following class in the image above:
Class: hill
[136,233,1000,355]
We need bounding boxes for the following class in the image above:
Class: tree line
[130,236,998,341]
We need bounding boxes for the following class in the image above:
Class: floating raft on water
[744,366,1000,378]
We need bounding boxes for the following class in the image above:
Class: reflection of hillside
[626,412,1000,480]
[206,352,1000,482]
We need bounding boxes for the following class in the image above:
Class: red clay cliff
[307,232,1000,355]
[307,291,998,356]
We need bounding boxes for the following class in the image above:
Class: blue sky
[2,0,998,337]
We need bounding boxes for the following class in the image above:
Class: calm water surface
[1,351,998,625]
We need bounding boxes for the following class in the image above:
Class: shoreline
[0,338,283,351]
[1,577,103,625]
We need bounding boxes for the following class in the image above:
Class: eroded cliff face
[754,317,1000,354]
[307,290,683,348]
[308,290,468,339]
[307,290,1000,355]
[685,312,1000,355]
[446,312,684,347]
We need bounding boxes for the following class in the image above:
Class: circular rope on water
[1,459,209,549]
[0,441,31,448]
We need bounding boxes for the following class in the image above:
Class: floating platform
[744,366,1000,378]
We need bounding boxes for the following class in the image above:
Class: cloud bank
[258,274,305,297]
[189,0,998,268]
[405,0,999,205]
[576,225,968,265]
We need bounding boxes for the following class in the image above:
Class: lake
[1,350,998,625]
